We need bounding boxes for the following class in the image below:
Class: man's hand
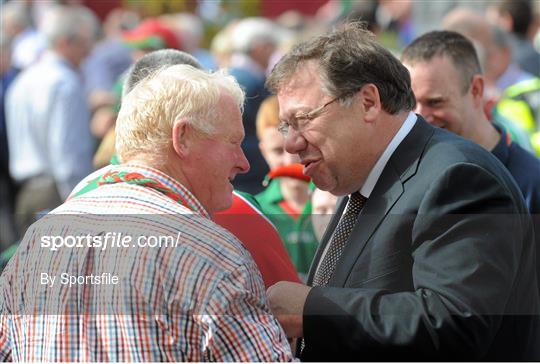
[267,281,311,338]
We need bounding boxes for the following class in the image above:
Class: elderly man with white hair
[5,5,98,237]
[0,64,293,362]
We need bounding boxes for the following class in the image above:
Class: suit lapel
[328,117,435,286]
[329,165,403,285]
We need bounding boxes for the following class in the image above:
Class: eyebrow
[280,102,313,121]
[423,95,445,104]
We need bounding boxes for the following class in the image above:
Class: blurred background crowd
[1,0,539,279]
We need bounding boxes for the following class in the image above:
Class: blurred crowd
[1,0,539,278]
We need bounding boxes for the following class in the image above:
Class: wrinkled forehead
[277,60,322,95]
[406,56,465,96]
[276,61,325,117]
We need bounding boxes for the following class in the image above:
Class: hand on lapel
[267,281,312,338]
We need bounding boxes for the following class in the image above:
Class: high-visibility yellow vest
[532,131,540,156]
[496,77,540,155]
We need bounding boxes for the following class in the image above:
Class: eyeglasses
[278,96,340,136]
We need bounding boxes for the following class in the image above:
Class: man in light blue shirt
[5,5,98,237]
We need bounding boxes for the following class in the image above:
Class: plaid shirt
[0,165,292,361]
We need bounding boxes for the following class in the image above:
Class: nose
[237,149,250,174]
[284,128,307,155]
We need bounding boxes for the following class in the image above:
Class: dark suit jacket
[302,117,540,361]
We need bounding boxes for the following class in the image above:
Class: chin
[312,180,329,192]
[312,174,335,193]
[213,197,233,214]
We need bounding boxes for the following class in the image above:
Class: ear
[470,75,485,108]
[172,119,191,158]
[358,83,382,123]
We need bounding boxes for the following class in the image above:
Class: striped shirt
[0,164,292,361]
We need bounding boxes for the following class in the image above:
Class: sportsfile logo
[40,232,182,251]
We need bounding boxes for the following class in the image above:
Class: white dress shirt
[360,111,417,198]
[6,51,94,199]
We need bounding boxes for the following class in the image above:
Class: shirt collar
[359,111,417,198]
[44,50,80,73]
[490,124,510,165]
[107,164,210,219]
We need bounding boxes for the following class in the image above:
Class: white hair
[39,5,98,46]
[1,1,32,30]
[230,17,281,53]
[170,13,204,52]
[116,64,245,164]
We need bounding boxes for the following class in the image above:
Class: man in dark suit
[265,23,540,361]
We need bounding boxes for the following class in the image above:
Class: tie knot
[346,192,366,215]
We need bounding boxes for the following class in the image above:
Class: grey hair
[266,22,416,114]
[123,49,203,98]
[39,5,99,46]
[1,1,32,30]
[230,17,281,53]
